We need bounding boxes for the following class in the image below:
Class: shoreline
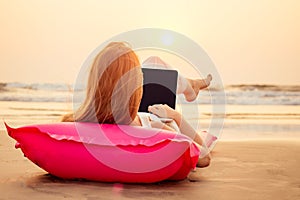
[1,130,299,200]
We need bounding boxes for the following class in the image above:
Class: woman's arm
[148,104,204,146]
[148,104,211,167]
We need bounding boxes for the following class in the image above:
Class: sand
[0,130,299,200]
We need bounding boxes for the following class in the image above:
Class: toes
[207,74,212,81]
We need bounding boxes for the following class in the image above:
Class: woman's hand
[148,104,181,120]
[149,104,206,150]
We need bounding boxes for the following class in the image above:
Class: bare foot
[196,153,211,168]
[184,74,212,102]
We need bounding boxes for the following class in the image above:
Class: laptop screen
[138,68,178,112]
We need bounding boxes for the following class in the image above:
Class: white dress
[137,112,180,133]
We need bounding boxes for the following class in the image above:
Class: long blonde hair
[62,42,143,124]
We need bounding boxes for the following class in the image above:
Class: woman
[62,42,211,167]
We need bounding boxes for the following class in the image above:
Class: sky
[0,0,299,85]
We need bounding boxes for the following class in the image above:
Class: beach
[1,130,299,200]
[1,0,299,199]
[0,98,300,199]
[0,84,300,200]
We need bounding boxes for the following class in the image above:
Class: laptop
[138,68,178,113]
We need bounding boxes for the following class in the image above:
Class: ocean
[1,82,299,140]
[1,82,300,105]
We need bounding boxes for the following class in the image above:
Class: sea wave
[3,82,74,91]
[0,82,299,105]
[180,89,300,105]
[224,84,300,92]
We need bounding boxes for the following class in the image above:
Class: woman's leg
[142,56,212,102]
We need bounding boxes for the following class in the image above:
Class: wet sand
[1,130,299,200]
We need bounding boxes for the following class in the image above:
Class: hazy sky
[0,0,299,85]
